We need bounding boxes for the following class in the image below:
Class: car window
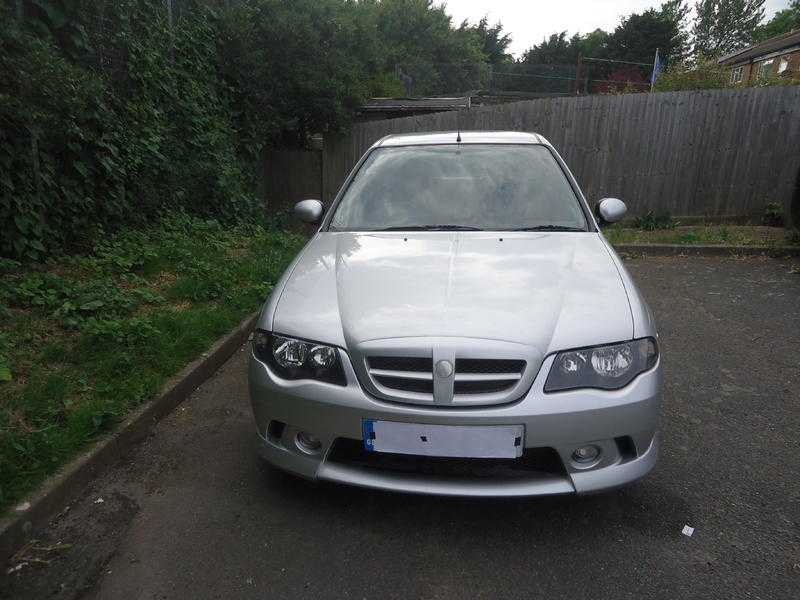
[329,144,587,231]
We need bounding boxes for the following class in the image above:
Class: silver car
[248,131,661,497]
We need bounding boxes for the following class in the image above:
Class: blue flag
[650,51,663,86]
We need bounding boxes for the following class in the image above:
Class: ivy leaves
[1,1,255,261]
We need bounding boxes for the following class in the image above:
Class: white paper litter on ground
[682,525,695,537]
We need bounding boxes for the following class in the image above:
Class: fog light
[296,431,322,453]
[572,445,600,464]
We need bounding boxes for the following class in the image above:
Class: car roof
[374,131,549,148]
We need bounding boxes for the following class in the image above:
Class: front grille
[453,358,526,396]
[367,356,434,396]
[373,375,433,394]
[365,355,527,405]
[455,359,526,374]
[368,356,431,372]
[328,438,567,479]
[454,379,516,394]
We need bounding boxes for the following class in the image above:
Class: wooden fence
[321,87,800,221]
[262,149,322,213]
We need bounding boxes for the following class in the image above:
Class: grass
[604,225,800,247]
[0,214,305,515]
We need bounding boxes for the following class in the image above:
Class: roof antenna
[456,95,470,142]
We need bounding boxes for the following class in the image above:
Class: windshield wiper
[376,225,484,231]
[510,225,585,232]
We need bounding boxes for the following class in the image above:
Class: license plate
[362,421,524,459]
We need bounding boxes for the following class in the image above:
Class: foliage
[605,224,799,246]
[373,0,487,95]
[2,0,509,260]
[631,210,679,230]
[753,0,800,42]
[520,1,688,67]
[654,58,731,90]
[520,28,615,70]
[0,212,305,513]
[693,0,766,57]
[605,1,691,66]
[762,202,783,227]
[514,1,689,94]
[1,0,255,260]
[655,57,800,92]
[459,17,513,67]
[219,0,377,154]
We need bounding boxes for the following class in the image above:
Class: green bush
[654,58,730,92]
[655,57,800,93]
[0,1,255,260]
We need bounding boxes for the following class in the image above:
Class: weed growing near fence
[604,224,800,246]
[631,210,678,231]
[0,214,305,514]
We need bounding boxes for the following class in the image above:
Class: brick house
[718,29,800,84]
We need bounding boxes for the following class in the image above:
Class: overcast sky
[442,0,791,57]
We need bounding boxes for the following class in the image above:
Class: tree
[753,0,800,42]
[220,0,377,150]
[693,0,766,57]
[372,0,487,94]
[574,29,611,59]
[606,1,690,66]
[660,0,692,62]
[521,31,576,64]
[460,17,513,67]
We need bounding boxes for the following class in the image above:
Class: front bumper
[248,349,662,497]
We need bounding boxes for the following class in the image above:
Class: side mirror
[294,199,324,224]
[596,198,627,224]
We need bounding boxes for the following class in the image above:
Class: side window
[730,66,743,84]
[778,58,789,75]
[757,59,774,80]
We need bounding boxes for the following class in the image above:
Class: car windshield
[328,144,588,232]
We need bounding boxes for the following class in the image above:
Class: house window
[778,58,789,74]
[730,66,744,84]
[757,59,774,79]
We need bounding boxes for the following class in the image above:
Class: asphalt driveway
[3,255,799,600]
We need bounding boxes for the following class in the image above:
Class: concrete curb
[0,312,259,564]
[613,243,800,257]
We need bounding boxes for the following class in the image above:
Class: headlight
[253,330,346,386]
[544,338,658,393]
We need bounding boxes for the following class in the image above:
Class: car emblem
[435,360,453,378]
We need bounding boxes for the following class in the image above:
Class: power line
[583,56,652,67]
[494,71,649,87]
[493,71,575,82]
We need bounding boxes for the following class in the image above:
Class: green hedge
[0,0,255,260]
